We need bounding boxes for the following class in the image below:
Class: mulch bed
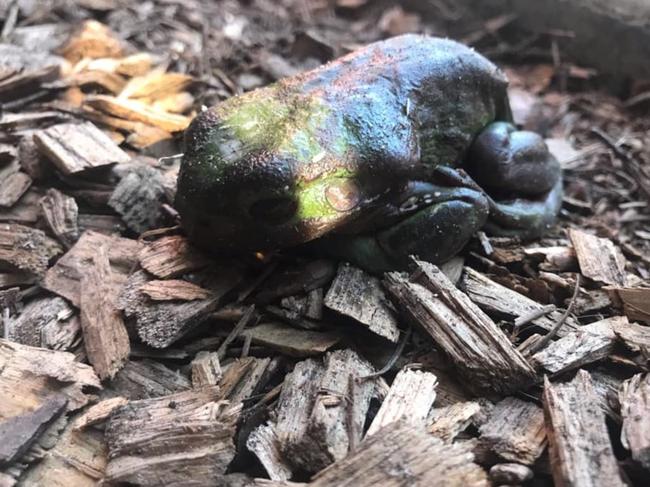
[1,1,649,486]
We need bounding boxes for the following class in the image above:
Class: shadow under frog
[175,34,562,273]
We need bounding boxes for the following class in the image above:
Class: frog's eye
[249,197,298,224]
[325,179,361,212]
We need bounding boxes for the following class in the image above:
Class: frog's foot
[464,121,563,239]
[312,185,489,273]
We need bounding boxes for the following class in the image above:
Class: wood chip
[0,223,62,276]
[80,246,130,380]
[119,269,239,348]
[108,164,167,233]
[110,359,190,400]
[607,286,650,324]
[39,188,80,248]
[105,387,240,486]
[324,263,400,342]
[42,230,140,307]
[0,171,31,208]
[84,95,191,132]
[569,228,627,286]
[276,349,375,473]
[138,234,210,279]
[310,421,488,487]
[366,368,437,436]
[543,370,625,487]
[5,295,76,348]
[18,413,107,486]
[0,187,43,224]
[245,322,342,357]
[619,373,650,470]
[460,266,578,336]
[530,316,625,375]
[218,357,278,402]
[246,423,292,481]
[384,260,535,394]
[0,339,100,419]
[478,397,546,465]
[428,401,482,443]
[0,394,67,466]
[191,351,222,388]
[120,70,193,100]
[489,463,533,485]
[61,20,124,63]
[33,121,130,175]
[72,396,128,431]
[140,279,212,301]
[612,319,650,353]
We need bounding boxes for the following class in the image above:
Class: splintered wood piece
[0,171,31,207]
[72,396,128,431]
[80,247,130,380]
[428,401,482,443]
[246,422,293,481]
[84,95,191,132]
[138,234,210,278]
[5,295,75,348]
[119,269,239,348]
[108,165,167,233]
[607,286,650,324]
[105,387,241,486]
[61,20,124,63]
[366,368,438,436]
[525,245,578,272]
[530,316,625,375]
[543,370,625,487]
[0,187,43,224]
[120,70,193,100]
[18,413,107,487]
[460,267,578,336]
[42,231,140,307]
[110,359,190,400]
[619,373,650,470]
[39,188,79,248]
[0,339,100,419]
[276,349,375,473]
[140,279,212,301]
[0,223,62,276]
[310,421,488,487]
[191,351,222,388]
[0,394,67,465]
[152,92,194,114]
[218,357,278,402]
[33,121,130,175]
[384,260,535,394]
[612,319,650,353]
[83,53,154,77]
[568,229,627,286]
[324,263,400,342]
[244,322,342,357]
[67,69,127,94]
[478,397,546,465]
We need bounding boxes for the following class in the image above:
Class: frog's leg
[464,121,563,239]
[314,182,489,273]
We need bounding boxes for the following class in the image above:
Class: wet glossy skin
[175,35,562,272]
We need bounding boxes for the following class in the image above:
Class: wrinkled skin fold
[175,34,562,272]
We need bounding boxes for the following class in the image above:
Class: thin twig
[528,275,581,355]
[357,326,412,382]
[217,304,257,360]
[514,304,557,329]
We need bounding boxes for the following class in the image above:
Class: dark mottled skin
[176,35,562,272]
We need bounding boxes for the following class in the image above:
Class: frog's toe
[375,188,489,270]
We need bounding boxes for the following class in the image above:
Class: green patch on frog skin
[295,167,356,220]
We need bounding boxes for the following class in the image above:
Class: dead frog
[175,34,562,272]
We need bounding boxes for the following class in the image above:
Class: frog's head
[175,109,365,254]
[466,121,561,198]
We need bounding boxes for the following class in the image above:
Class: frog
[175,34,562,273]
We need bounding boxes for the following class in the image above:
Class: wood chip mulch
[1,1,650,486]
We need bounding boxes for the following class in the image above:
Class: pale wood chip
[139,234,210,278]
[569,228,627,286]
[245,322,342,357]
[140,279,212,301]
[39,188,80,248]
[543,370,625,487]
[72,396,128,431]
[0,171,32,207]
[33,121,130,175]
[0,223,62,276]
[61,20,124,63]
[619,373,650,470]
[607,286,650,324]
